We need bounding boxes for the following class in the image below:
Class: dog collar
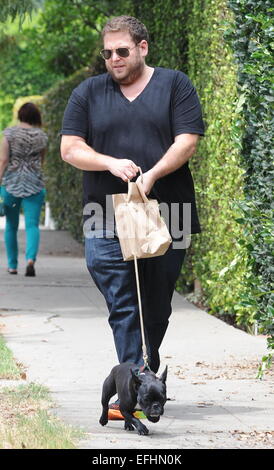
[137,365,151,376]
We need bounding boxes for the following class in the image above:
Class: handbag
[0,187,5,217]
[112,171,172,261]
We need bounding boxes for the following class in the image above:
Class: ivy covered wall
[182,0,246,323]
[227,0,274,367]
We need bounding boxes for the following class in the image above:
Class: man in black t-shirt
[60,16,204,401]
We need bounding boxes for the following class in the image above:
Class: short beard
[108,60,145,86]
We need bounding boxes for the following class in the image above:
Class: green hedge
[41,59,105,241]
[178,0,248,325]
[132,0,188,72]
[0,26,63,133]
[226,0,274,368]
[181,0,273,365]
[134,0,253,331]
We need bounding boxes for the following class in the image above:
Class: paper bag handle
[127,166,149,203]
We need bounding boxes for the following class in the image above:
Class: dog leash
[133,254,149,369]
[131,167,150,369]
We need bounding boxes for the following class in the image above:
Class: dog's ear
[131,367,142,385]
[159,365,168,384]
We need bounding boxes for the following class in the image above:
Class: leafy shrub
[41,68,90,241]
[179,0,246,324]
[0,23,63,132]
[226,0,274,365]
[132,0,188,72]
[41,59,105,241]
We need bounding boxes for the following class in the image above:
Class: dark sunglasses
[100,44,138,60]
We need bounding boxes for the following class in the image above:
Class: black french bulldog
[99,362,168,435]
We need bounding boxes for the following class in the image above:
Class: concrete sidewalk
[0,228,273,449]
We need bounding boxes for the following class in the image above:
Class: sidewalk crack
[44,314,64,333]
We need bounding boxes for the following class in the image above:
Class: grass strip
[0,335,22,379]
[0,335,85,448]
[0,382,85,449]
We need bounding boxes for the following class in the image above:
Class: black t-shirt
[61,67,205,233]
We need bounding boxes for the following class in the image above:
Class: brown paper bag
[112,178,172,261]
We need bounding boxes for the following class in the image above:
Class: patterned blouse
[2,126,48,198]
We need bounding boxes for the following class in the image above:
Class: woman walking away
[0,102,48,276]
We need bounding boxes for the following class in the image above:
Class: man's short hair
[102,15,149,44]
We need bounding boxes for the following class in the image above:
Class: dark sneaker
[25,264,35,277]
[8,268,17,274]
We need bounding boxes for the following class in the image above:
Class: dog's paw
[124,421,135,432]
[137,424,149,436]
[99,416,108,426]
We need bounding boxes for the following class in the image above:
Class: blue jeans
[85,233,185,373]
[2,187,46,269]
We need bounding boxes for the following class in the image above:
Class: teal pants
[2,187,46,269]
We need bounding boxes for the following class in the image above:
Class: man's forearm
[150,138,197,181]
[61,137,139,182]
[61,139,115,172]
[136,134,199,194]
